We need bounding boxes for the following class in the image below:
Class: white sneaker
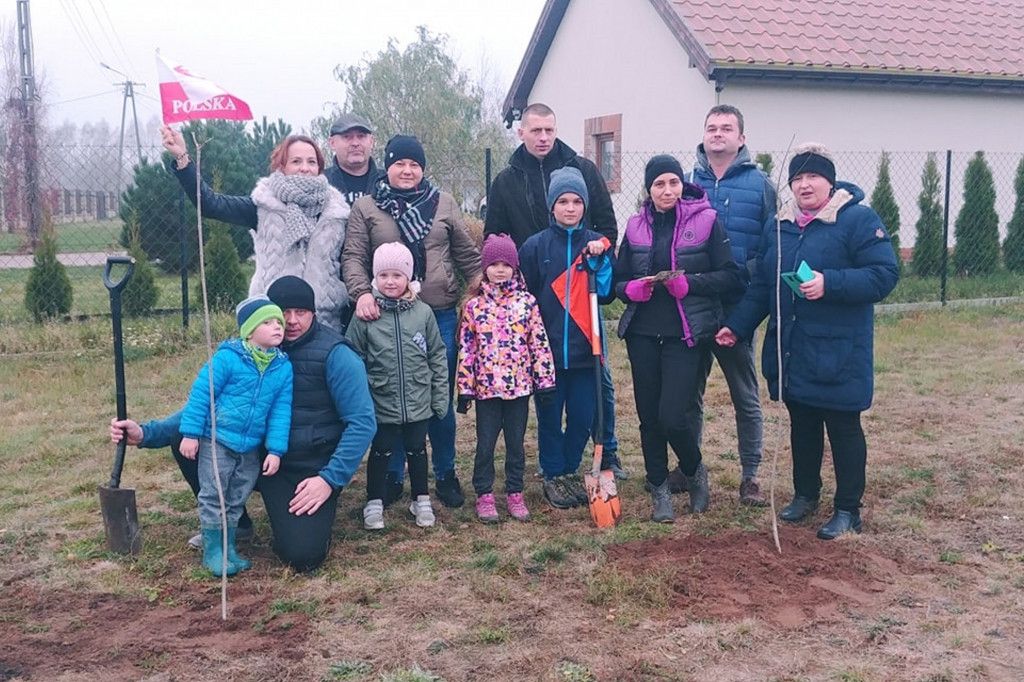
[187,532,202,549]
[409,495,435,528]
[363,499,385,530]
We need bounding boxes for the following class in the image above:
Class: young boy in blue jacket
[519,167,614,510]
[179,295,293,576]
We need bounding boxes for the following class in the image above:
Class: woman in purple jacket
[614,155,742,523]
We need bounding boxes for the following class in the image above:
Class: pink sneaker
[506,492,530,521]
[476,493,499,524]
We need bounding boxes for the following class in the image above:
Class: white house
[502,0,1024,234]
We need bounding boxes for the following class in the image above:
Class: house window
[583,114,622,193]
[597,134,615,183]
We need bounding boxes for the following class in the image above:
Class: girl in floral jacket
[456,233,556,523]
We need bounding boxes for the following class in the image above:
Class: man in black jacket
[324,113,385,207]
[484,103,626,479]
[485,103,618,247]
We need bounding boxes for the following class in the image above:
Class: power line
[57,0,108,79]
[53,90,119,105]
[96,0,139,79]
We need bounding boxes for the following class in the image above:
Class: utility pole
[101,63,144,199]
[17,0,42,248]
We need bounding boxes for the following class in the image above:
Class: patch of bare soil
[607,527,920,628]
[0,584,311,681]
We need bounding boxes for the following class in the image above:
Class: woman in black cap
[342,135,481,509]
[614,154,742,523]
[717,142,899,539]
[161,125,351,334]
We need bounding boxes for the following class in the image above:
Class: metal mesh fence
[2,145,1022,324]
[0,144,490,324]
[610,149,1024,303]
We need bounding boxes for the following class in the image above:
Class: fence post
[940,150,952,306]
[179,187,189,328]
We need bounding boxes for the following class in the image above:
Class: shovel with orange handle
[579,251,622,527]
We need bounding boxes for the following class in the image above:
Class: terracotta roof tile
[671,0,1024,79]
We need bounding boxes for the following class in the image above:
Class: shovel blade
[99,484,142,556]
[584,470,621,528]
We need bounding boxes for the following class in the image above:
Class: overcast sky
[2,0,546,137]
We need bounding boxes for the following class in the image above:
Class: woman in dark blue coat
[717,143,899,540]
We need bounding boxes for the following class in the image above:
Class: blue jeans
[697,330,764,478]
[536,368,598,479]
[197,437,260,528]
[389,306,457,481]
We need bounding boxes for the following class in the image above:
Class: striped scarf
[374,178,440,281]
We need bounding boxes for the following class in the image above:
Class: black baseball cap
[330,113,373,136]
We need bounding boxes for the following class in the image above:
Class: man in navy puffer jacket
[681,105,777,506]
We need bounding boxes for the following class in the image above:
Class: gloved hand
[664,274,690,299]
[456,395,473,414]
[623,279,654,303]
[534,388,556,407]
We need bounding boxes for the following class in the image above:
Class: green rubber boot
[201,528,238,577]
[225,527,251,571]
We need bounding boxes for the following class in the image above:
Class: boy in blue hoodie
[519,167,614,510]
[179,295,294,576]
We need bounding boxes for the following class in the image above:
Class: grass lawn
[0,220,124,254]
[1,305,1023,681]
[0,263,255,324]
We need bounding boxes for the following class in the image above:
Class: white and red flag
[157,53,252,124]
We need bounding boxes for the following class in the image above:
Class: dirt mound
[606,527,911,628]
[0,584,311,680]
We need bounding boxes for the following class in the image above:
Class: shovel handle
[103,256,135,292]
[109,440,127,489]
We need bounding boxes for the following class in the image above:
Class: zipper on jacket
[562,230,573,370]
[242,358,264,446]
[393,306,409,423]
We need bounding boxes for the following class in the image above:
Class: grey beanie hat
[546,166,589,212]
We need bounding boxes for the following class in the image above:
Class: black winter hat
[384,135,427,171]
[788,152,836,187]
[644,154,685,193]
[267,275,316,312]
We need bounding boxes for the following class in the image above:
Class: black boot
[779,496,820,523]
[687,462,710,514]
[650,480,675,523]
[816,510,862,540]
[667,466,688,494]
[435,470,465,508]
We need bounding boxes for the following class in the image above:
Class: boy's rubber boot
[202,527,238,577]
[225,526,251,571]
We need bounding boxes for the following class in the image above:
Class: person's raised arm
[161,125,258,229]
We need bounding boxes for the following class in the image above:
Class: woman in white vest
[161,126,351,333]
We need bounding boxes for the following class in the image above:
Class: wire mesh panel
[1,145,1022,324]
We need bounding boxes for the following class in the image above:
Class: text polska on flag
[156,52,253,124]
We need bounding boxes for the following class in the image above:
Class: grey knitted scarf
[266,173,329,246]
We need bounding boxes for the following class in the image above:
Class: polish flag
[157,53,252,124]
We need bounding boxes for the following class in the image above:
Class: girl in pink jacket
[456,233,556,523]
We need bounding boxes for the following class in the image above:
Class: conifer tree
[871,151,901,268]
[912,154,945,277]
[1002,156,1024,274]
[953,151,1000,276]
[195,224,247,313]
[24,228,73,321]
[121,212,160,316]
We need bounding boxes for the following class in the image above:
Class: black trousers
[174,437,340,573]
[368,421,430,500]
[785,400,866,512]
[625,334,707,487]
[472,396,529,495]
